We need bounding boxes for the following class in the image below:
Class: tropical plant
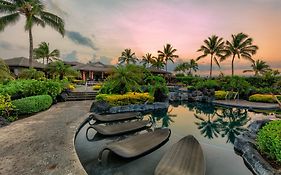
[223,33,258,76]
[33,42,60,64]
[158,43,179,71]
[188,59,199,75]
[243,59,271,76]
[99,65,144,94]
[197,35,225,78]
[0,0,65,68]
[18,68,45,80]
[118,48,138,65]
[47,61,80,80]
[0,58,13,81]
[151,55,165,69]
[141,53,154,67]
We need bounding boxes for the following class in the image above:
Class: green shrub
[176,75,202,85]
[195,80,219,90]
[249,94,281,103]
[257,120,281,163]
[18,68,45,80]
[220,76,252,97]
[0,80,64,100]
[0,95,17,121]
[96,92,154,106]
[215,91,237,100]
[12,95,53,115]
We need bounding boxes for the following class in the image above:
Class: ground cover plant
[257,120,281,163]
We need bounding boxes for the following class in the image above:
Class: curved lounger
[98,128,171,161]
[92,120,151,136]
[89,112,141,123]
[154,135,205,175]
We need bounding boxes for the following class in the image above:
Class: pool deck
[0,101,92,175]
[213,100,280,110]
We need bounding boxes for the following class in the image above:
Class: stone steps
[66,92,97,101]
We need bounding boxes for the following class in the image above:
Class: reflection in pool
[75,102,261,175]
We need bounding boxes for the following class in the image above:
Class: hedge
[12,95,53,115]
[257,120,281,163]
[249,94,281,103]
[215,91,237,100]
[96,92,154,106]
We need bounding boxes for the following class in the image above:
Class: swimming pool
[75,102,266,175]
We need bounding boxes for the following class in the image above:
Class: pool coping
[213,100,280,110]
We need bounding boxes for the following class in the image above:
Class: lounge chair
[98,128,171,161]
[91,120,152,136]
[89,112,141,123]
[154,135,205,175]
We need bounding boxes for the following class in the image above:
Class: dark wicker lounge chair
[92,120,151,136]
[89,112,141,123]
[154,135,205,175]
[98,128,171,161]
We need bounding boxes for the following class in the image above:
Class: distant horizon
[1,0,281,75]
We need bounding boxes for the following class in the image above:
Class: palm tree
[34,42,60,64]
[151,56,165,69]
[194,113,221,139]
[0,0,65,68]
[243,59,271,76]
[118,49,138,65]
[197,35,225,78]
[0,58,13,81]
[141,53,153,67]
[223,33,258,76]
[174,63,186,73]
[47,61,79,80]
[158,44,179,71]
[188,59,199,75]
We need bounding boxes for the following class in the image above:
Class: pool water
[75,102,267,175]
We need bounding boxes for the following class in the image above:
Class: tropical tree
[158,44,179,71]
[197,35,225,78]
[0,0,65,68]
[47,61,80,80]
[174,63,186,73]
[141,53,154,67]
[33,42,60,64]
[151,56,165,69]
[223,33,258,76]
[194,113,221,139]
[118,49,138,65]
[0,58,13,81]
[243,59,271,76]
[188,59,199,75]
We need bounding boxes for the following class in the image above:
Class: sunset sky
[0,0,281,75]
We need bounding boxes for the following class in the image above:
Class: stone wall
[169,89,215,102]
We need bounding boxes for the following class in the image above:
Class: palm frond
[40,11,65,36]
[0,12,20,31]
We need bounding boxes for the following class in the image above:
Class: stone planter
[90,101,169,114]
[234,120,281,175]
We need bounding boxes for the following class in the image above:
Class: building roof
[72,61,115,72]
[63,61,82,66]
[147,67,172,74]
[4,57,45,68]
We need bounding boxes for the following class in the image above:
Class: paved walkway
[0,101,92,175]
[213,100,280,110]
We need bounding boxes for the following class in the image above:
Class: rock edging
[90,101,169,114]
[234,120,280,175]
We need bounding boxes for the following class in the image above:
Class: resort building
[4,57,45,76]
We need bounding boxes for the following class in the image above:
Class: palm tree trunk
[231,55,235,76]
[29,28,33,68]
[210,55,213,78]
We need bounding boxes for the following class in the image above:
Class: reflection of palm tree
[194,113,221,139]
[151,108,176,127]
[216,108,250,143]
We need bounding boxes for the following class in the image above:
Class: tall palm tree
[151,55,165,69]
[223,33,258,76]
[118,49,138,65]
[158,44,179,71]
[188,59,199,75]
[0,0,65,68]
[34,42,60,64]
[141,53,153,67]
[197,35,225,78]
[174,63,186,73]
[243,59,271,76]
[0,58,13,81]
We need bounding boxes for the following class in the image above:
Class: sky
[0,0,281,75]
